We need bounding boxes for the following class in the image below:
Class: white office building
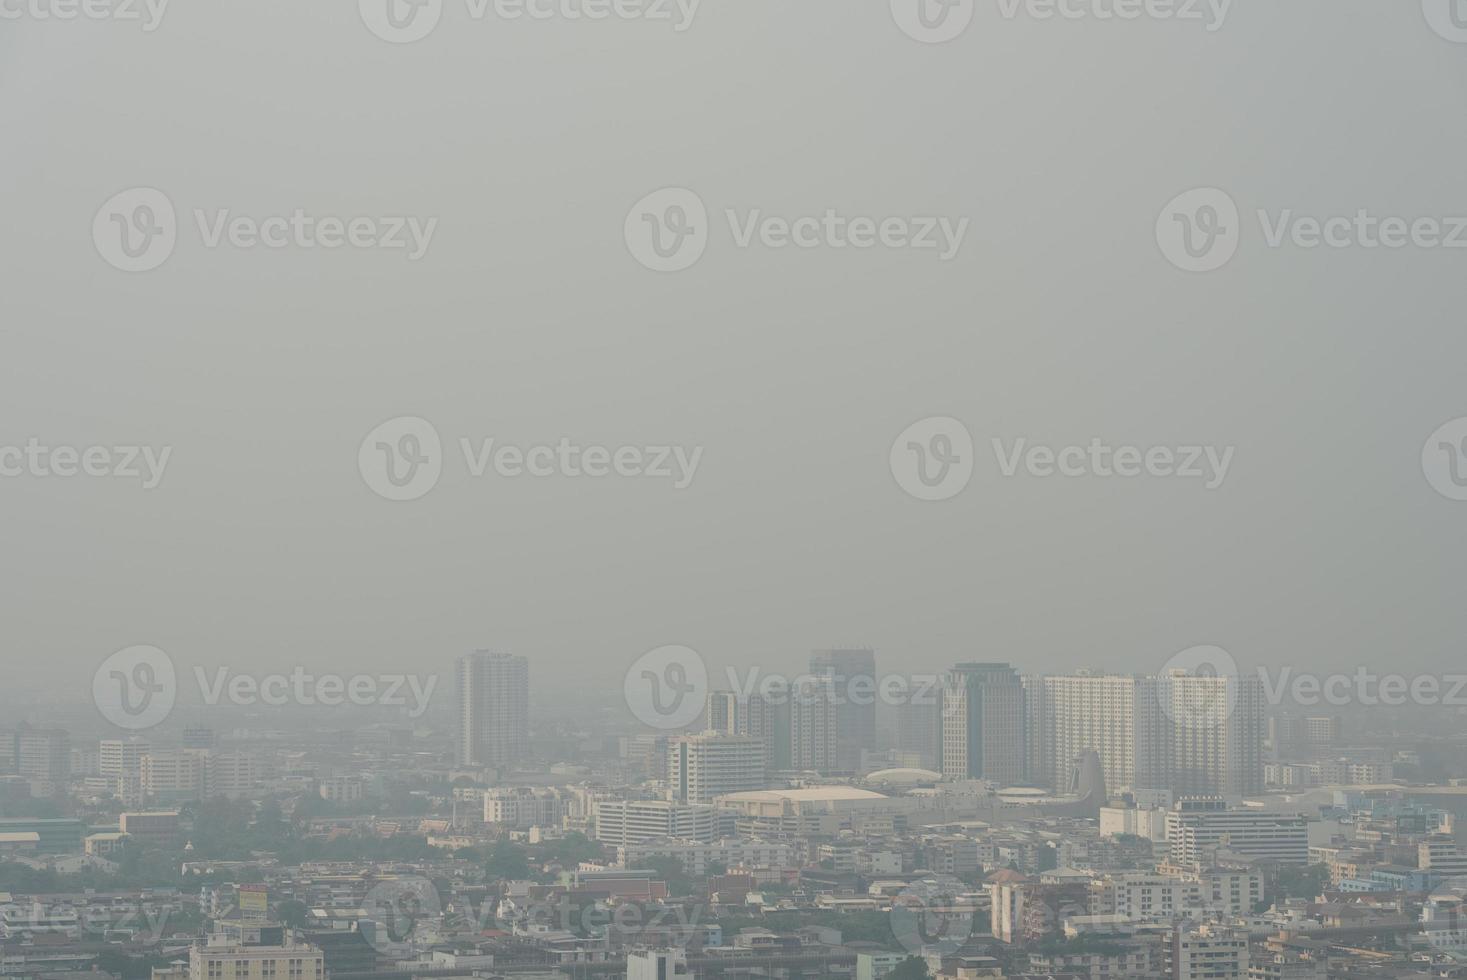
[1166,798,1308,867]
[668,732,766,804]
[593,799,719,846]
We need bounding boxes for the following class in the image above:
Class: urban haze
[2,1,1467,979]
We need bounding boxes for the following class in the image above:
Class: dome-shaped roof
[865,767,943,786]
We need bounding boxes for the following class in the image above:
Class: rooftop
[718,787,888,803]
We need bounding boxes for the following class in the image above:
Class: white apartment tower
[1161,668,1265,796]
[789,676,838,773]
[1030,672,1168,794]
[455,650,530,768]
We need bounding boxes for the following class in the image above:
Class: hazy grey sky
[3,0,1466,708]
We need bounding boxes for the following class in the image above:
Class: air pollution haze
[0,6,1465,714]
[6,6,1467,978]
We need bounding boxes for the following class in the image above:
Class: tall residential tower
[939,662,1025,784]
[455,650,530,768]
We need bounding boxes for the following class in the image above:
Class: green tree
[539,832,605,867]
[887,957,931,980]
[486,841,531,880]
[633,856,693,897]
[276,900,310,929]
[1274,863,1329,901]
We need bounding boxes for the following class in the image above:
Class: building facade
[455,650,530,768]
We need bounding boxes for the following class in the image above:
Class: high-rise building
[753,678,792,771]
[1161,669,1265,796]
[668,732,766,804]
[1165,797,1308,867]
[119,810,182,849]
[187,940,324,980]
[100,737,151,779]
[140,750,207,802]
[181,728,218,751]
[810,648,877,772]
[16,726,70,788]
[1418,835,1467,876]
[940,663,1025,784]
[705,685,790,771]
[895,695,940,771]
[1029,672,1168,794]
[207,751,259,800]
[482,787,567,829]
[705,692,738,734]
[789,675,838,773]
[592,799,720,846]
[455,650,530,768]
[1169,926,1248,980]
